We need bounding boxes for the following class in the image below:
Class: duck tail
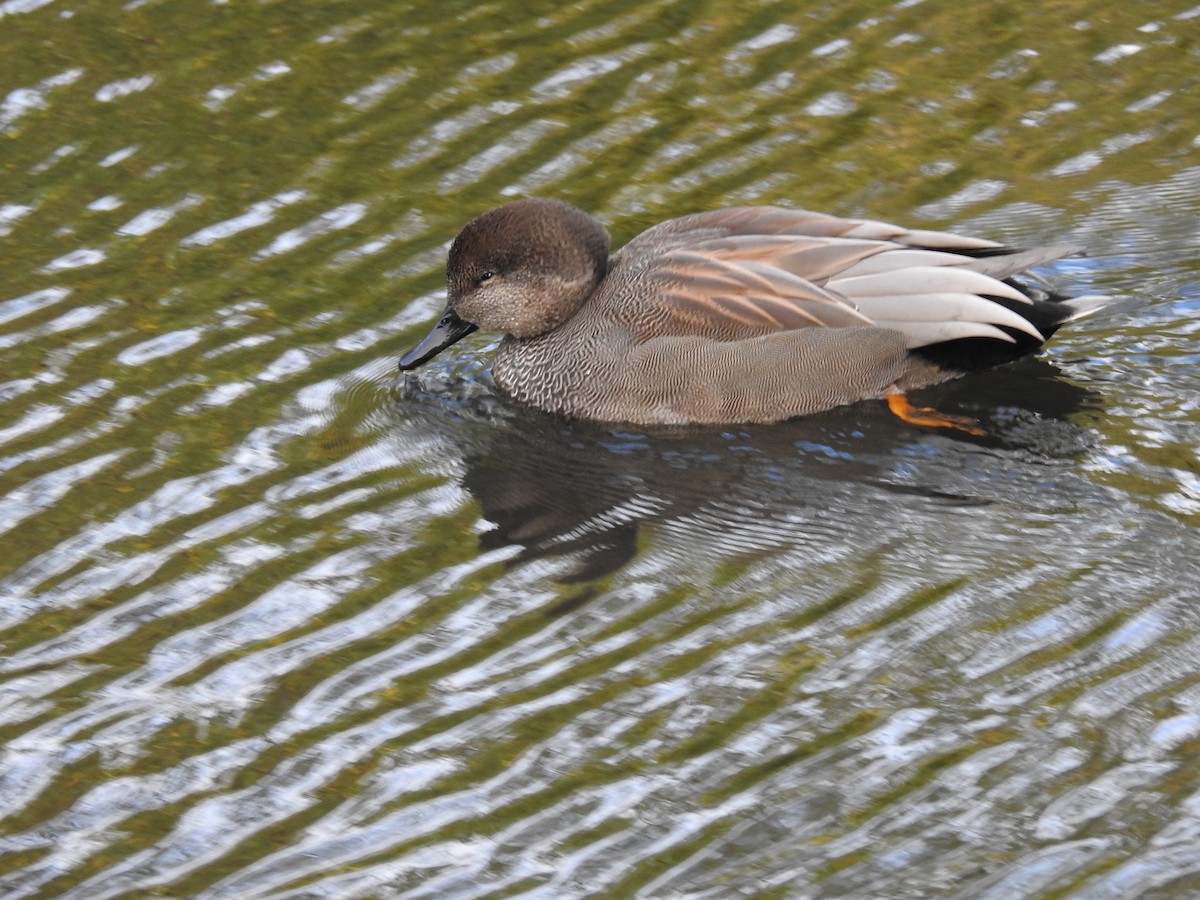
[1057,293,1115,321]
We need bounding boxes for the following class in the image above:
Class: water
[2,0,1199,896]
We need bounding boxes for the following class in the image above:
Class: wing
[617,206,1081,348]
[641,239,878,337]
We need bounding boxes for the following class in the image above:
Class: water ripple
[2,1,1200,897]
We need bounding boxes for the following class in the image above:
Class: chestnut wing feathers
[622,207,1079,349]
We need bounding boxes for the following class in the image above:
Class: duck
[399,198,1110,429]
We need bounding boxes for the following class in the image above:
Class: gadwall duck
[400,198,1109,429]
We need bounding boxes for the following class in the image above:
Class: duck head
[399,198,611,370]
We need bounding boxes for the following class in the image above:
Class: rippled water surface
[2,1,1200,897]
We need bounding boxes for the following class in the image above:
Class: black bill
[398,308,479,370]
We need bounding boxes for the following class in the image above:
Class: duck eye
[477,271,495,285]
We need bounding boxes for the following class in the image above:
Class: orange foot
[886,393,984,436]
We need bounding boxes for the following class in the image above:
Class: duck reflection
[395,358,1098,582]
